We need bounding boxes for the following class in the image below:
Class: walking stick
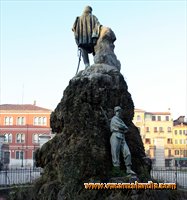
[75,48,82,75]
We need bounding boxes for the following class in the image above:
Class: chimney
[33,100,36,106]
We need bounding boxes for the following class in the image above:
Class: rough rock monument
[11,7,182,200]
[32,25,152,200]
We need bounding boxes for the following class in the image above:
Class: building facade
[0,104,52,168]
[172,116,187,167]
[133,109,187,168]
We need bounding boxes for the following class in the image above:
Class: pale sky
[0,0,186,119]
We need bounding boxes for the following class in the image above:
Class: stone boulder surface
[94,27,121,70]
[34,63,148,200]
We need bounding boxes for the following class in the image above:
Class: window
[17,117,25,125]
[167,138,172,144]
[34,117,47,125]
[175,139,178,144]
[175,130,177,135]
[20,151,24,160]
[166,116,169,121]
[179,130,182,135]
[16,133,25,143]
[145,127,150,132]
[157,116,161,121]
[15,151,24,159]
[175,150,179,155]
[159,127,163,132]
[16,151,19,159]
[168,149,171,157]
[4,133,12,143]
[34,117,38,125]
[4,151,10,164]
[145,138,151,144]
[137,115,141,121]
[152,116,156,121]
[38,117,42,125]
[33,134,39,143]
[179,139,182,144]
[165,159,172,167]
[154,127,158,132]
[43,117,47,125]
[183,130,187,135]
[4,117,13,125]
[167,127,172,132]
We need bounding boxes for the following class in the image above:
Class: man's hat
[114,106,122,113]
[84,6,92,13]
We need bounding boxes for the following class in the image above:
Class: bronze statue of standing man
[72,6,101,68]
[110,106,136,175]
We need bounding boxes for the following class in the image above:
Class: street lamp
[0,135,5,168]
[33,144,37,169]
[21,144,24,167]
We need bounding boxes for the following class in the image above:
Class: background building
[0,103,52,168]
[173,116,187,167]
[133,109,187,168]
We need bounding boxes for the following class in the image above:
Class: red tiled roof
[134,108,145,112]
[146,112,171,115]
[0,104,52,112]
[135,109,170,115]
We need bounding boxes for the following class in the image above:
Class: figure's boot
[85,63,90,68]
[112,166,121,176]
[126,165,136,175]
